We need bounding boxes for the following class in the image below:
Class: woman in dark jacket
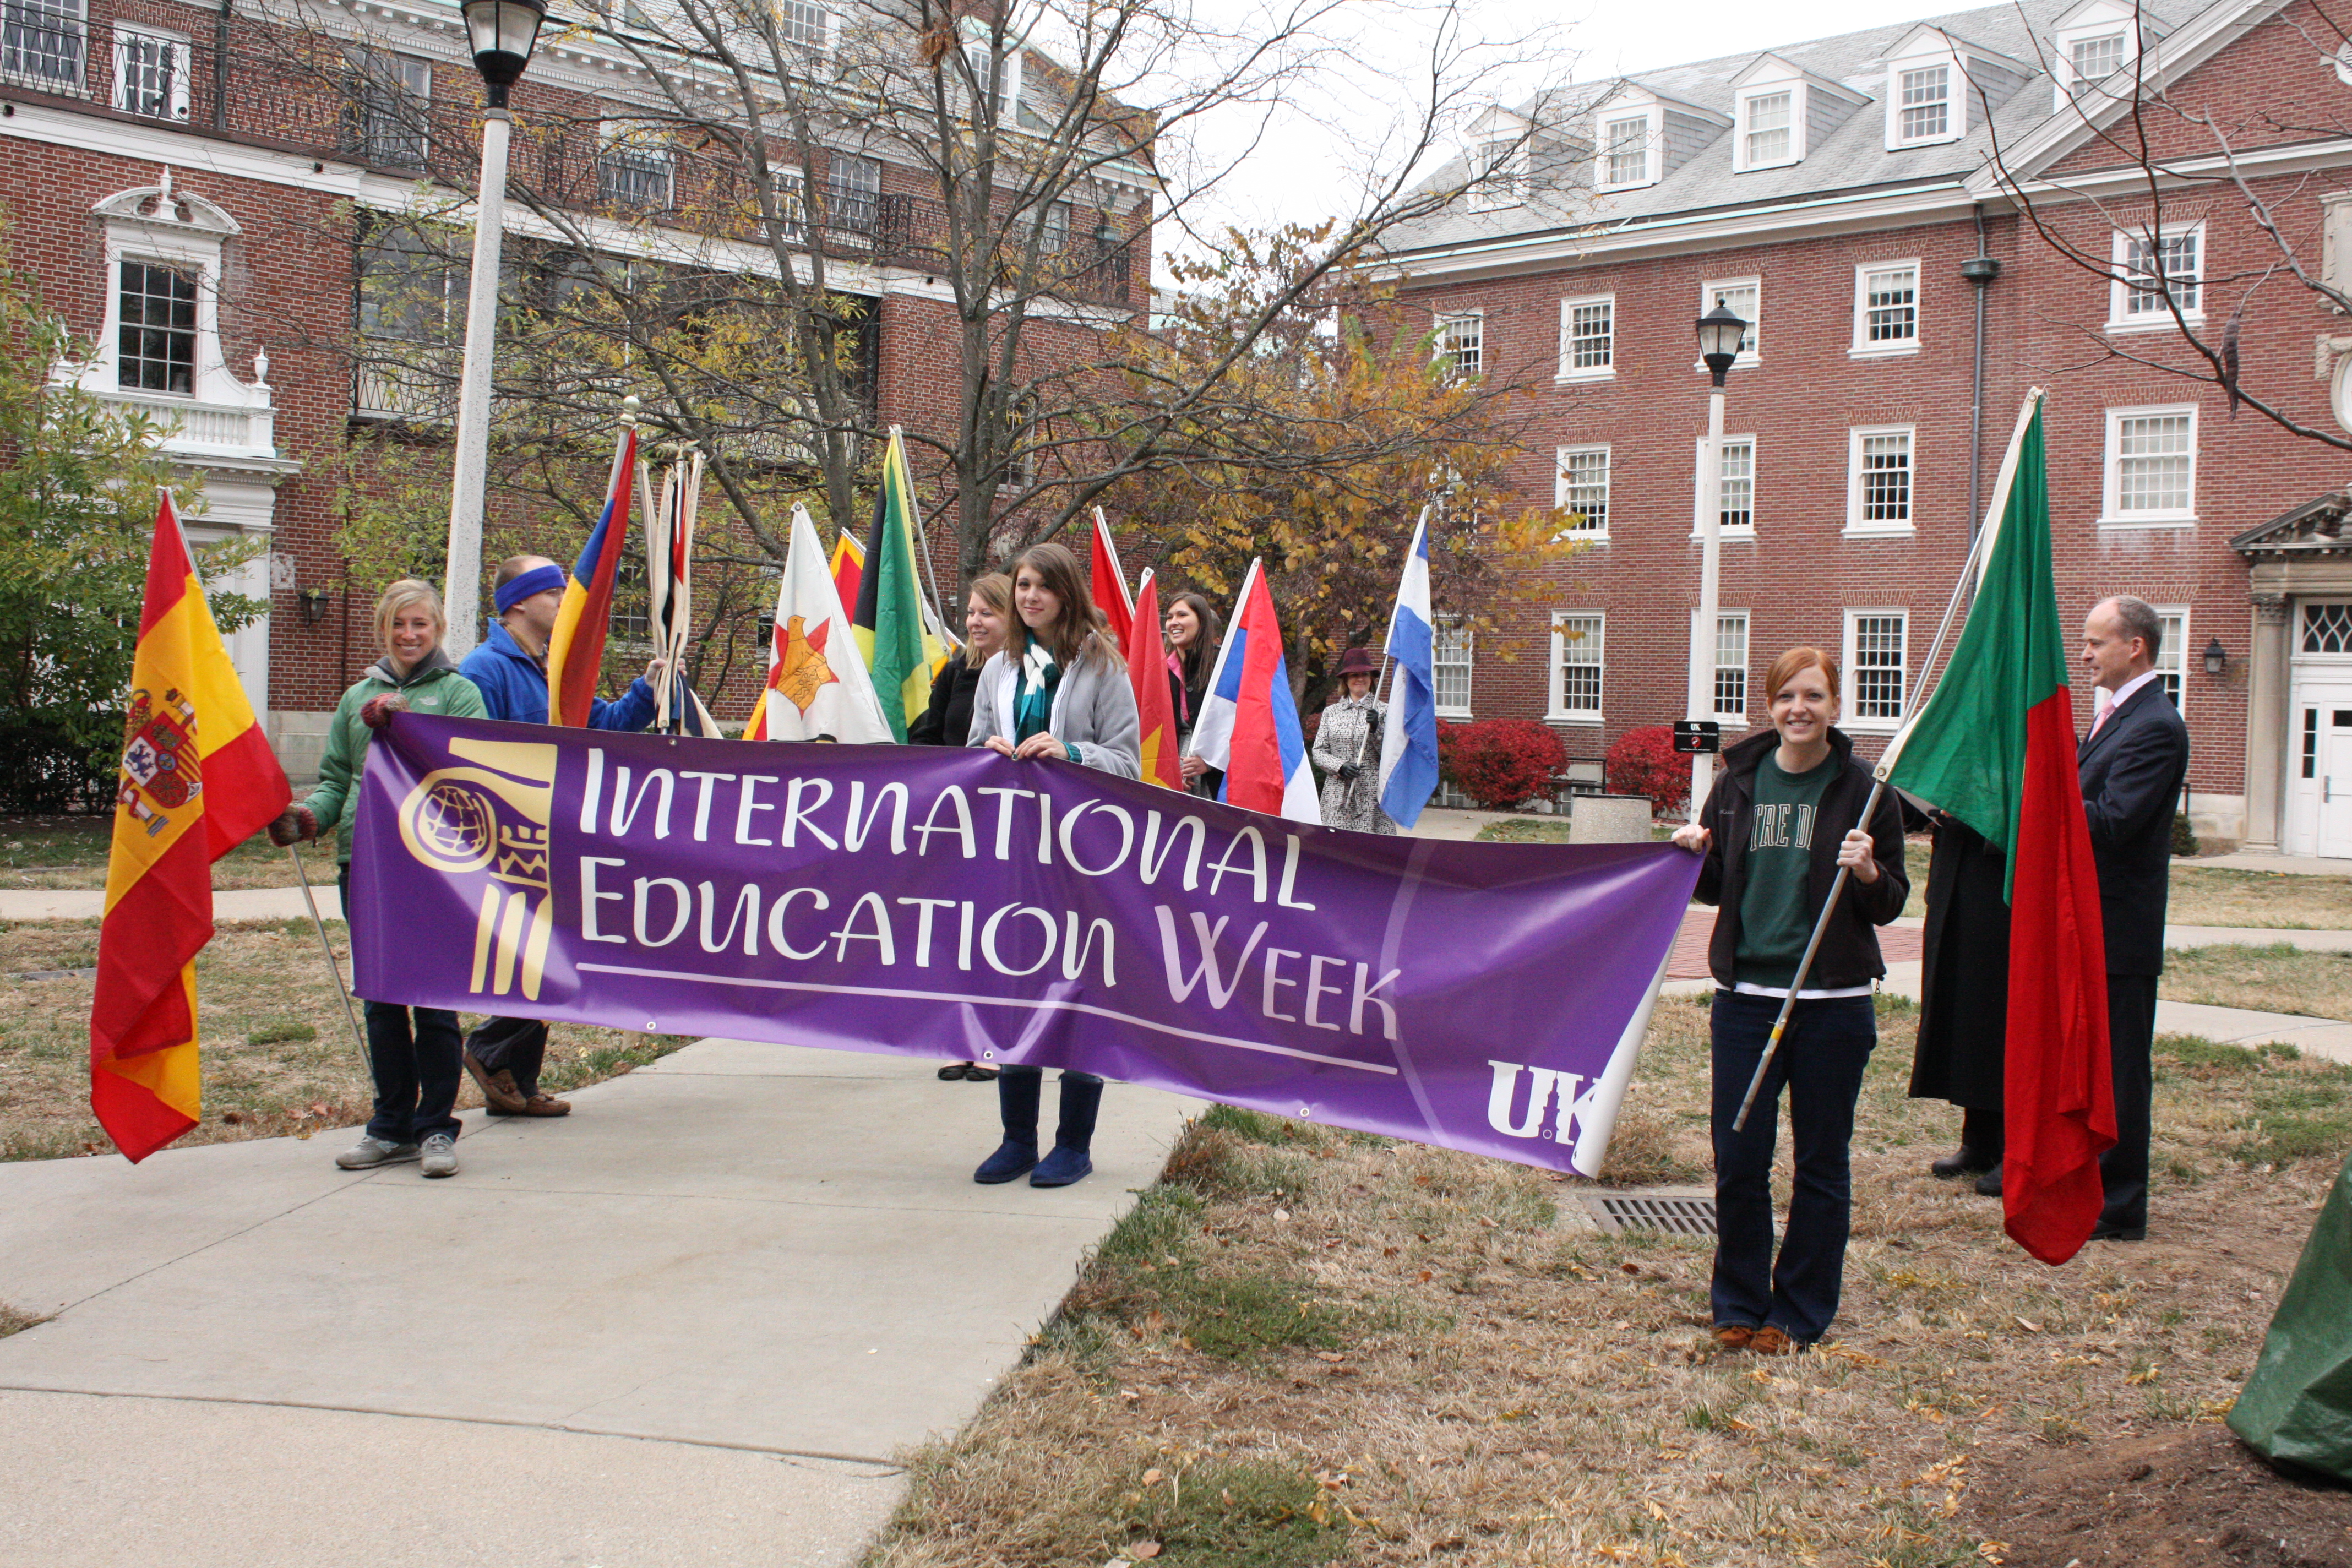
[1163,591,1223,798]
[1909,815,2010,1191]
[1671,646,1909,1354]
[910,571,1012,1081]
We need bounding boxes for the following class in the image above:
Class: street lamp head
[1696,299,1747,387]
[2203,636,2228,676]
[461,0,547,108]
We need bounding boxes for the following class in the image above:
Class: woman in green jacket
[269,578,487,1178]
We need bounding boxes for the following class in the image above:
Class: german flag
[92,493,290,1162]
[546,424,639,728]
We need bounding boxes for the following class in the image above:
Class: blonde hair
[965,573,1014,668]
[373,578,447,650]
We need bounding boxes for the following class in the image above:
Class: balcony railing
[872,194,1133,306]
[353,356,456,424]
[1,10,86,94]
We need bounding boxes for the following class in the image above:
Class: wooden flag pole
[1727,396,2043,1133]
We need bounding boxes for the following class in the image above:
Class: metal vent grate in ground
[1587,1194,1718,1236]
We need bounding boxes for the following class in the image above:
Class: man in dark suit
[2078,595,2191,1242]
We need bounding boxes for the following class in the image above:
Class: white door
[2324,707,2352,859]
[2287,686,2352,858]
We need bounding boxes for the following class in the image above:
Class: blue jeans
[339,868,462,1145]
[1709,990,1877,1343]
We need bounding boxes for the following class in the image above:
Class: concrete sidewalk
[0,1038,1202,1567]
[1,885,317,922]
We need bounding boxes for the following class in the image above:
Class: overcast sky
[1165,0,1983,252]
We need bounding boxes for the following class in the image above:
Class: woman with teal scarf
[966,541,1142,1187]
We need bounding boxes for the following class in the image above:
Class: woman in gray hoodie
[967,541,1141,1186]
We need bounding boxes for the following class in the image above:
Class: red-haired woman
[967,541,1141,1187]
[1671,647,1908,1354]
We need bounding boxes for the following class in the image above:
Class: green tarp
[2230,1150,2352,1481]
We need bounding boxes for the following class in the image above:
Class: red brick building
[1391,0,2352,853]
[0,0,1149,777]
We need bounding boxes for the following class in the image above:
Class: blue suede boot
[973,1068,1042,1183]
[1031,1075,1103,1188]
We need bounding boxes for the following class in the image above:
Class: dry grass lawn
[863,996,2352,1568]
[1,816,335,891]
[0,919,688,1161]
[2162,943,2352,1022]
[2166,865,2352,930]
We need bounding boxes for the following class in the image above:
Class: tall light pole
[442,0,548,657]
[1686,300,1749,819]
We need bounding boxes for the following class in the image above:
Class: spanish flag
[92,493,291,1162]
[546,424,639,728]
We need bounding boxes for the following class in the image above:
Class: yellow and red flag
[92,493,291,1162]
[828,529,864,620]
[546,424,639,728]
[1128,570,1182,790]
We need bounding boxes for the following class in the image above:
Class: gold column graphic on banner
[396,738,558,1000]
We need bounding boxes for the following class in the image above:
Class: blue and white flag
[1378,510,1441,829]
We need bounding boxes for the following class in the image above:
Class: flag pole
[1183,557,1258,760]
[1729,389,2046,1133]
[286,845,371,1073]
[890,424,962,656]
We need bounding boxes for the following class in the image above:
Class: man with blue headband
[457,553,665,1117]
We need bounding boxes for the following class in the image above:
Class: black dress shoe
[1931,1146,1994,1179]
[1973,1163,2003,1196]
[937,1063,971,1080]
[2092,1219,2147,1241]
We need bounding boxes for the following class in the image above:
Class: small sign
[1672,719,1721,755]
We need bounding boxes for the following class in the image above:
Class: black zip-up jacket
[1692,726,1910,991]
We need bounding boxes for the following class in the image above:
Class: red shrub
[1441,719,1566,811]
[1607,725,1687,818]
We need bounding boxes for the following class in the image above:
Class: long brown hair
[1005,542,1111,669]
[1167,590,1223,687]
[964,572,1014,669]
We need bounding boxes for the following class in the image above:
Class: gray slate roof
[1388,0,2207,257]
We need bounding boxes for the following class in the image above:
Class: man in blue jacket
[458,554,666,1116]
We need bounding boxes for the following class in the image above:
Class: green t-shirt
[1734,751,1837,988]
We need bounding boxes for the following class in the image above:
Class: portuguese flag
[852,428,948,742]
[92,493,291,1161]
[1879,392,2114,1265]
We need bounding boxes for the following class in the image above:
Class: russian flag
[1189,559,1320,824]
[1378,510,1441,829]
[545,424,637,728]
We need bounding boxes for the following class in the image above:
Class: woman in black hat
[1310,646,1395,834]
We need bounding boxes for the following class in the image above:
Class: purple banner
[349,717,1699,1174]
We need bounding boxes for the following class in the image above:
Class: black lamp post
[2204,636,2228,676]
[460,0,547,109]
[1696,299,1747,389]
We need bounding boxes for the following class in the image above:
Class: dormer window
[1896,64,1950,142]
[2050,0,2150,108]
[2068,31,2125,92]
[1600,115,1650,188]
[1741,92,1792,166]
[1468,136,1523,211]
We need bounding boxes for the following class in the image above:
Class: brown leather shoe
[464,1049,529,1115]
[1712,1325,1754,1353]
[1748,1326,1805,1357]
[519,1093,570,1117]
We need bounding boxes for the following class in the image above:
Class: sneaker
[335,1137,419,1170]
[419,1133,458,1178]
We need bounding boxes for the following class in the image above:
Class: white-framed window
[770,166,807,243]
[1555,445,1610,537]
[962,37,1021,121]
[1550,612,1604,720]
[1598,115,1652,189]
[824,152,881,235]
[1699,277,1759,363]
[1894,63,1952,143]
[1556,295,1613,380]
[3,0,89,92]
[2109,222,2202,328]
[1845,426,1914,534]
[1842,609,1909,731]
[777,0,828,50]
[1040,198,1070,255]
[1703,609,1750,722]
[1468,135,1523,211]
[1433,618,1473,717]
[1738,89,1794,170]
[2153,605,2188,712]
[2100,404,2198,526]
[111,24,187,120]
[1852,261,1920,355]
[2068,31,2125,93]
[1716,437,1755,535]
[597,122,673,210]
[1435,311,1482,379]
[117,257,197,393]
[345,48,431,169]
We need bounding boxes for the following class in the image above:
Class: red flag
[1088,508,1133,652]
[546,425,638,728]
[1128,572,1182,789]
[829,530,864,619]
[92,493,291,1161]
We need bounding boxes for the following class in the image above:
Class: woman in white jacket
[966,541,1141,1186]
